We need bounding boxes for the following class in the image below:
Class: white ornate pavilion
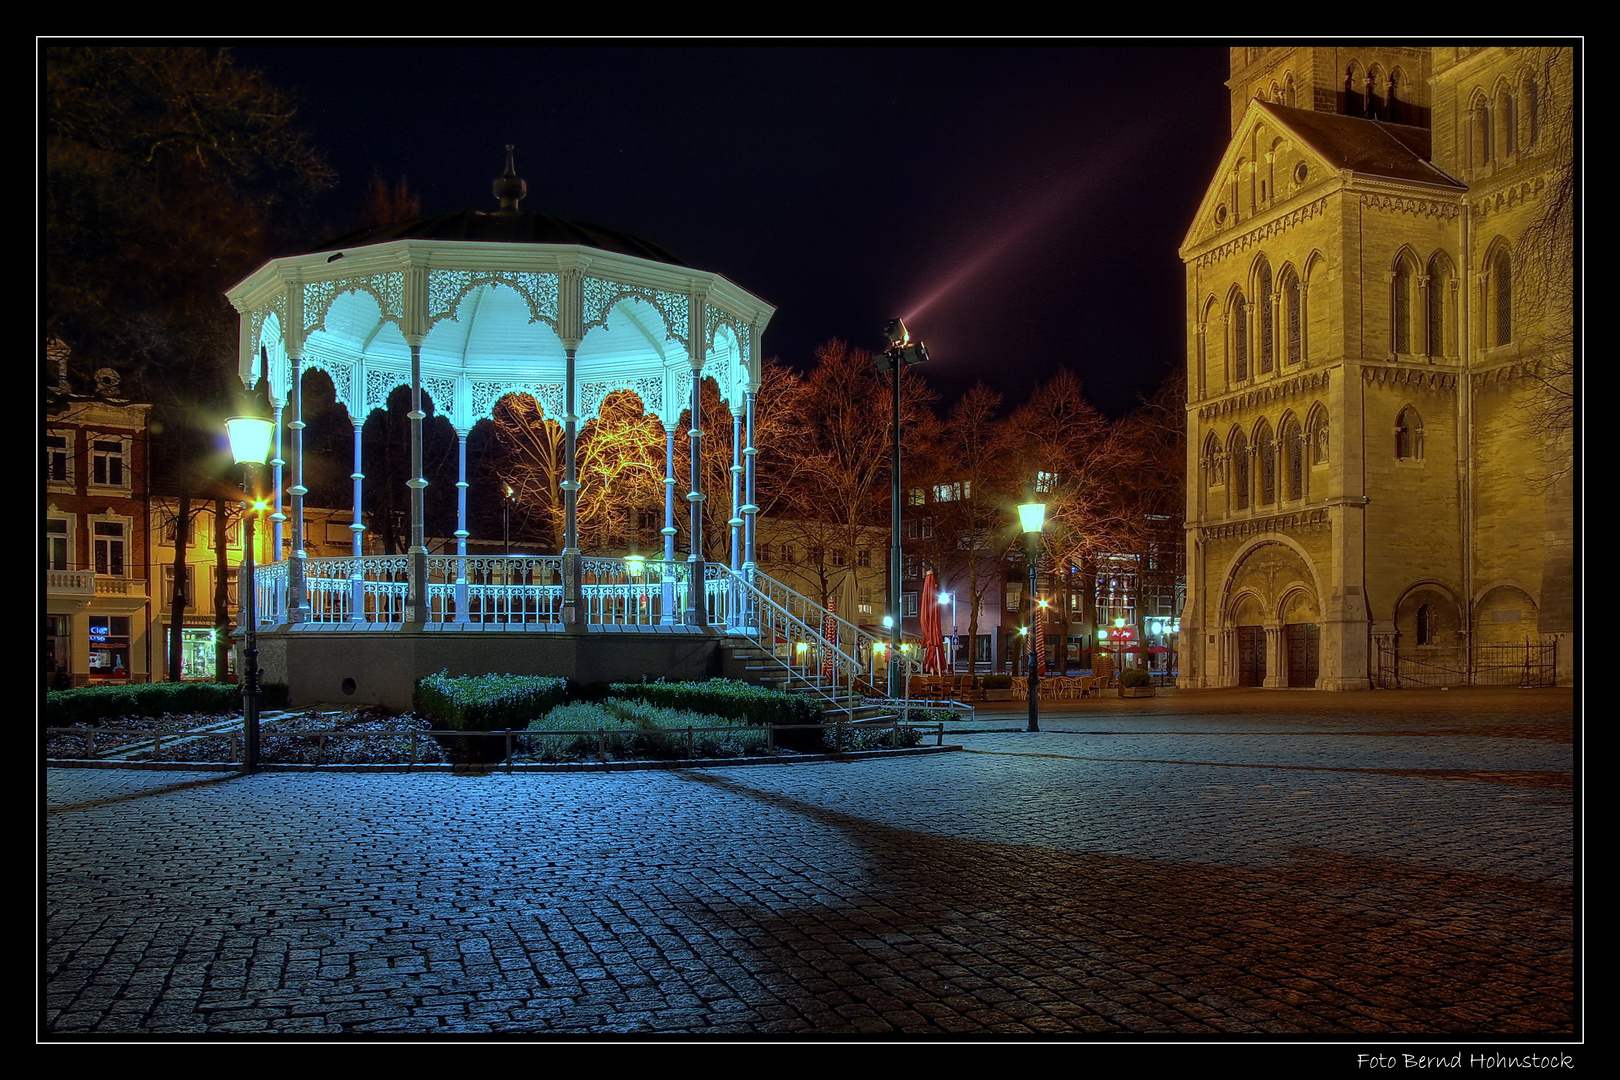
[225,151,902,707]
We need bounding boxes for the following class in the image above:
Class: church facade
[1178,46,1575,689]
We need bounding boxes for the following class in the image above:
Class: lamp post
[939,590,957,673]
[1018,501,1046,733]
[876,317,929,698]
[225,392,275,772]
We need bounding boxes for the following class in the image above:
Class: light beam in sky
[900,134,1146,330]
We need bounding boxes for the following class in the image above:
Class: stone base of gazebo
[253,623,725,711]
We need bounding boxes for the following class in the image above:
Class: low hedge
[980,674,1013,690]
[413,672,571,732]
[44,681,289,727]
[1119,668,1153,689]
[605,678,821,728]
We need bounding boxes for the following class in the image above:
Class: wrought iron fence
[1375,641,1556,688]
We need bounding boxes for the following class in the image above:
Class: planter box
[1118,686,1156,698]
[982,689,1014,702]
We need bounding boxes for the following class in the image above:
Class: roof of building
[1261,102,1464,189]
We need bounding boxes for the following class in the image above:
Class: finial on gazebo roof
[493,145,527,215]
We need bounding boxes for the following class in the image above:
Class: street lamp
[876,317,929,698]
[225,383,275,772]
[939,590,957,673]
[1018,501,1046,733]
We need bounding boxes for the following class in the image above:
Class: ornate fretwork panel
[423,376,456,417]
[582,277,689,345]
[578,375,666,422]
[1358,193,1463,219]
[364,368,409,414]
[471,380,563,420]
[426,270,560,329]
[303,273,405,336]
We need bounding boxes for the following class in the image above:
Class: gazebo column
[406,340,430,625]
[454,429,470,623]
[349,420,366,621]
[661,427,677,624]
[560,347,585,630]
[287,356,309,624]
[270,404,286,569]
[727,409,743,629]
[685,364,706,626]
[742,388,759,632]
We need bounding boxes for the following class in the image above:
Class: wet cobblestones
[43,689,1576,1038]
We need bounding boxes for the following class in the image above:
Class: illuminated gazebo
[223,150,792,702]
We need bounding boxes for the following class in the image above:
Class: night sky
[232,43,1234,418]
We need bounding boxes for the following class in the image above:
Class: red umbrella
[920,571,944,676]
[820,597,837,680]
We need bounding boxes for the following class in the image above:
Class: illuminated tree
[46,45,333,681]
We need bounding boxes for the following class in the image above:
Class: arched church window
[1368,64,1386,120]
[1307,408,1329,466]
[1426,252,1455,357]
[1500,87,1517,155]
[1231,429,1250,510]
[1395,406,1424,461]
[1256,259,1274,374]
[1488,246,1513,347]
[1392,256,1416,355]
[1525,77,1540,145]
[1472,96,1494,169]
[1416,603,1435,645]
[1256,420,1277,505]
[1345,64,1365,117]
[1232,294,1250,381]
[1282,418,1304,501]
[1281,267,1303,365]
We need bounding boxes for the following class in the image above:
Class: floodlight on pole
[877,317,930,699]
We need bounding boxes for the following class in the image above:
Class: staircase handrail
[742,568,923,683]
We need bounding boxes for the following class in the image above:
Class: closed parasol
[820,597,838,681]
[920,571,945,676]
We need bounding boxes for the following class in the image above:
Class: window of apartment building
[807,546,824,564]
[164,513,197,548]
[47,517,72,571]
[832,549,848,566]
[856,549,871,568]
[907,487,925,506]
[90,437,129,489]
[932,481,970,502]
[92,520,127,576]
[902,592,918,617]
[87,615,131,679]
[780,544,795,564]
[757,542,773,563]
[161,564,198,608]
[224,567,240,608]
[1035,471,1057,495]
[46,431,72,486]
[858,587,875,617]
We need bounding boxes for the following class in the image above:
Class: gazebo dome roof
[307,209,688,267]
[303,146,686,266]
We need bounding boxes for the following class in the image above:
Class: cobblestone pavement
[43,688,1577,1039]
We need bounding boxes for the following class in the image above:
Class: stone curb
[43,743,963,774]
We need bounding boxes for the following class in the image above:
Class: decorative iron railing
[247,556,916,702]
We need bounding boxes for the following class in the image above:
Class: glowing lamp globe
[225,415,275,466]
[1017,502,1046,535]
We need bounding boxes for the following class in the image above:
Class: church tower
[1178,45,1574,690]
